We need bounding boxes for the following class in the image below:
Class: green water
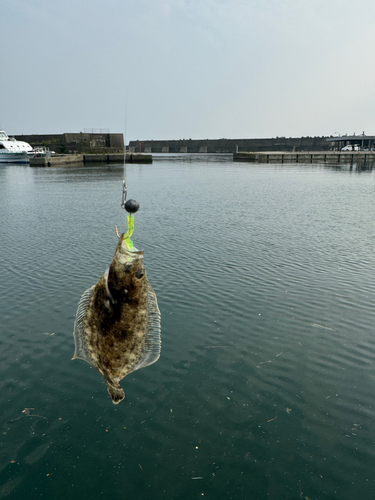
[1,157,375,499]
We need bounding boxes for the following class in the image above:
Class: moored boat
[0,129,33,163]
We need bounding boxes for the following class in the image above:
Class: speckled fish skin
[73,233,161,404]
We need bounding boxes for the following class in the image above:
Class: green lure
[123,214,135,250]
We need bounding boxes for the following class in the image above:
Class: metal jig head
[116,180,139,238]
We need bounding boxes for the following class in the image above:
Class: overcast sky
[3,0,375,141]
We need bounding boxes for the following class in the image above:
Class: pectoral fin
[72,285,95,363]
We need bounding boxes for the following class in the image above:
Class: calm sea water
[1,156,375,500]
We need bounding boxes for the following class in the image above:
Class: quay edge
[125,153,152,164]
[30,155,84,166]
[30,153,152,167]
[233,151,375,164]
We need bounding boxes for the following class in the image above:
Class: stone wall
[129,137,330,153]
[13,133,124,154]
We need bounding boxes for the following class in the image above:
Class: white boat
[0,129,34,163]
[33,146,54,158]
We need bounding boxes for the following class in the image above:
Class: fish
[72,233,161,404]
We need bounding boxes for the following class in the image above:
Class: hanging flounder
[72,233,161,404]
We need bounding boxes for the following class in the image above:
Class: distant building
[326,135,374,150]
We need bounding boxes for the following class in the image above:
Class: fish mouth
[116,234,144,264]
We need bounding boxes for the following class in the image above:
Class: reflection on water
[1,157,375,500]
[328,162,375,172]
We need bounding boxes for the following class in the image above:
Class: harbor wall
[129,137,330,153]
[13,132,124,154]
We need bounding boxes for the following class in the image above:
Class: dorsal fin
[132,283,161,372]
[72,285,95,362]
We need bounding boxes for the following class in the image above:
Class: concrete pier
[233,151,375,164]
[30,155,83,166]
[83,154,125,164]
[30,153,127,167]
[125,153,152,164]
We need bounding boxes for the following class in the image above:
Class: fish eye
[124,264,132,273]
[135,269,144,279]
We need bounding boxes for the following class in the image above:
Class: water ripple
[1,159,375,499]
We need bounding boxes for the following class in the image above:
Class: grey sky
[3,0,375,141]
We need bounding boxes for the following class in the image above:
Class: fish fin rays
[72,285,95,363]
[132,283,161,372]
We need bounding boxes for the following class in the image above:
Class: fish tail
[106,382,125,404]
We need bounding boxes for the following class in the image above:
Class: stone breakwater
[129,136,329,153]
